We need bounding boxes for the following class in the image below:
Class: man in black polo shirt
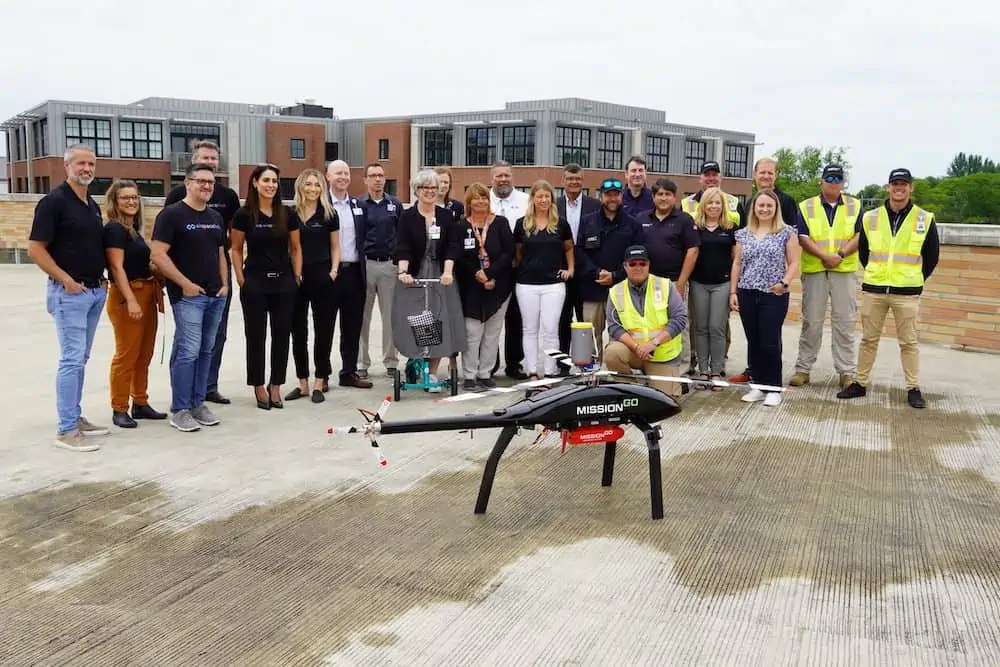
[28,144,111,452]
[164,140,241,405]
[357,162,402,379]
[152,163,229,433]
[622,155,654,217]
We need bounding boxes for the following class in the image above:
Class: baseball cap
[822,164,845,180]
[700,161,721,174]
[888,168,913,183]
[624,245,649,262]
[599,178,623,192]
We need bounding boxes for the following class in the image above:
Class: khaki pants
[794,271,857,375]
[604,340,682,398]
[360,259,398,372]
[582,300,608,363]
[855,292,921,389]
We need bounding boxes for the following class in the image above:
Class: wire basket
[407,310,444,347]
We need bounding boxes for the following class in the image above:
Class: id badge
[464,237,476,250]
[352,207,363,216]
[387,203,396,212]
[428,225,441,240]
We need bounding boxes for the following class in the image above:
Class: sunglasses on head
[823,176,843,184]
[601,179,623,190]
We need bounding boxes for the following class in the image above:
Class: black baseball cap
[888,168,913,183]
[822,164,845,180]
[624,245,649,262]
[599,178,623,192]
[701,161,721,174]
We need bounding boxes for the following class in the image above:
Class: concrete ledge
[937,223,1000,247]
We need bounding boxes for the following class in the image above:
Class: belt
[340,261,360,267]
[264,271,284,279]
[366,254,393,262]
[52,277,103,289]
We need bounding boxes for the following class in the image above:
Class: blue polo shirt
[622,186,654,217]
[359,193,402,259]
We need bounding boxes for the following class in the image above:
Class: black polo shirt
[151,201,225,303]
[640,208,700,280]
[360,193,401,259]
[103,223,152,281]
[29,181,107,286]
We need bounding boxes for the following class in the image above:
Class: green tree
[946,152,998,177]
[770,145,852,203]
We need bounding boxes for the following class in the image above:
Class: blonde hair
[293,168,334,221]
[103,180,143,239]
[747,189,785,234]
[463,182,491,217]
[694,186,734,231]
[523,180,559,234]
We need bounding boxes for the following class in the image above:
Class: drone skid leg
[601,441,617,487]
[474,425,518,515]
[634,419,664,520]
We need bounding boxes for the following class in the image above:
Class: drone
[328,350,790,520]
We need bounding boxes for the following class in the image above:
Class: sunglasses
[626,260,649,267]
[823,176,843,184]
[601,179,623,190]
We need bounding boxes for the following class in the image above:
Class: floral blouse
[735,224,794,292]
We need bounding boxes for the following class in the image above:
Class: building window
[132,179,165,196]
[34,119,49,157]
[555,126,590,167]
[325,142,339,162]
[378,138,389,160]
[596,131,623,170]
[66,117,112,157]
[724,144,749,178]
[386,179,398,197]
[279,178,296,200]
[169,123,221,154]
[423,129,453,166]
[645,135,670,173]
[502,126,535,166]
[684,139,708,175]
[290,138,305,160]
[87,177,114,197]
[466,127,497,167]
[34,176,51,193]
[120,121,163,160]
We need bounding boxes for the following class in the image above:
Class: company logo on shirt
[186,223,221,231]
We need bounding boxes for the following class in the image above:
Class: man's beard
[494,184,512,197]
[71,174,94,186]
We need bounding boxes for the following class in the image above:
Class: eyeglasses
[417,186,438,192]
[823,176,843,184]
[189,178,216,187]
[626,260,649,268]
[117,195,140,202]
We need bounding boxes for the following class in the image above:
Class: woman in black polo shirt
[103,180,167,428]
[285,168,340,403]
[514,180,574,380]
[231,164,303,410]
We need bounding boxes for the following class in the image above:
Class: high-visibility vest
[799,195,861,274]
[861,205,933,288]
[609,276,683,363]
[681,192,741,226]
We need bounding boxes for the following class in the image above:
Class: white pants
[516,282,565,376]
[463,297,510,380]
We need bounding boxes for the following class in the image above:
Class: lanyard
[470,217,493,268]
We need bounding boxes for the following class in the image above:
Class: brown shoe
[339,373,373,389]
[839,373,854,390]
[789,372,810,387]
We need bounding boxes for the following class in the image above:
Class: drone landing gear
[473,420,665,520]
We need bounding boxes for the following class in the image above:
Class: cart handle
[408,278,441,286]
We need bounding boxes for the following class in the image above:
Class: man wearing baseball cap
[838,168,940,408]
[790,164,862,390]
[575,178,645,361]
[680,161,744,227]
[604,245,687,397]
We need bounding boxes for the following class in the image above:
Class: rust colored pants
[106,280,161,412]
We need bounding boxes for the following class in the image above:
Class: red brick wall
[362,121,412,199]
[265,121,327,183]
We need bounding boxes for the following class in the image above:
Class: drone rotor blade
[376,396,393,421]
[602,370,791,393]
[544,349,576,368]
[328,425,361,435]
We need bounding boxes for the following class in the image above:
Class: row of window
[59,117,221,160]
[421,126,750,177]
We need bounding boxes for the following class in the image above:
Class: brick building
[3,97,757,201]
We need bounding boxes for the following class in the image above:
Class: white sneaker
[763,392,782,407]
[427,374,442,393]
[741,389,765,403]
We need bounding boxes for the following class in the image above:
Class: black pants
[331,262,365,378]
[291,262,335,380]
[558,278,584,353]
[493,288,524,374]
[737,288,789,391]
[241,277,296,387]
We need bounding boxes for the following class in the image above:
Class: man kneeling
[604,245,687,398]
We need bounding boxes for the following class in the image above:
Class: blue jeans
[169,294,226,412]
[206,262,232,393]
[46,280,107,434]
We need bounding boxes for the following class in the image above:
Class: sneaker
[789,372,809,387]
[839,374,854,390]
[462,379,477,391]
[77,416,109,436]
[836,382,867,400]
[763,392,783,407]
[54,429,100,452]
[169,410,201,432]
[741,389,765,403]
[478,378,497,390]
[428,374,442,393]
[907,388,926,409]
[190,404,221,426]
[357,368,369,379]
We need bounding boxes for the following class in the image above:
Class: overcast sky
[2,0,996,188]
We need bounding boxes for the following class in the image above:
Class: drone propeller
[434,375,572,403]
[327,396,393,467]
[600,370,791,393]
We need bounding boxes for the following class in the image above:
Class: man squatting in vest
[604,245,688,398]
[790,164,862,391]
[837,168,940,409]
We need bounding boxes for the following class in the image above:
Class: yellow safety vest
[609,276,683,363]
[799,195,861,274]
[681,192,741,226]
[861,205,933,288]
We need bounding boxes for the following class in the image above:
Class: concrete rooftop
[1,264,999,666]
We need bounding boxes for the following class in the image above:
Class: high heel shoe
[255,387,271,411]
[268,384,283,409]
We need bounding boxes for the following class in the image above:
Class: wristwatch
[837,249,846,258]
[781,281,789,289]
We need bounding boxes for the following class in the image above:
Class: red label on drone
[566,425,625,445]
